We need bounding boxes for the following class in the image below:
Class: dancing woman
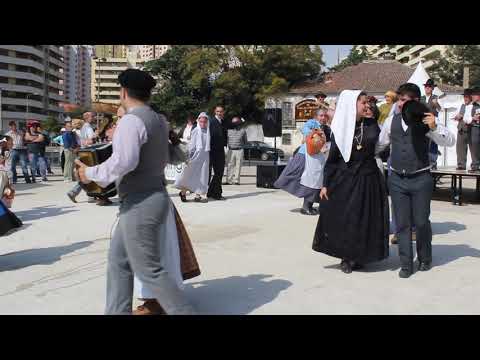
[312,90,389,273]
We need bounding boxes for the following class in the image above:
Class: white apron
[300,145,329,189]
[133,199,184,299]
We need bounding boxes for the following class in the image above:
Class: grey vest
[117,105,169,198]
[390,112,430,174]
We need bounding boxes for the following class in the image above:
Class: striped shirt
[5,130,26,150]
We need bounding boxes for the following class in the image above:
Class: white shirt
[80,123,95,147]
[376,112,455,155]
[182,123,193,143]
[85,113,148,188]
[461,104,473,125]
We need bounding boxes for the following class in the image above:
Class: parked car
[242,141,285,161]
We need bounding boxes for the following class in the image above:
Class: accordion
[76,143,117,198]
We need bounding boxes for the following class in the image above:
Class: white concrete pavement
[1,168,479,314]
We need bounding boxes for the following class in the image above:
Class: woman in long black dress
[313,90,389,274]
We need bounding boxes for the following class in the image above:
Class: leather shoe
[418,262,431,271]
[340,260,352,274]
[398,269,412,278]
[133,299,167,315]
[300,208,316,215]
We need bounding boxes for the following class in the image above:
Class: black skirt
[0,201,22,236]
[312,164,389,264]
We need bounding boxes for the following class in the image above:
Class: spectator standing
[24,121,48,182]
[6,121,32,184]
[61,122,79,182]
[225,117,247,185]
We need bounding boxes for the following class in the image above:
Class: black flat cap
[462,88,472,96]
[118,69,156,92]
[423,79,435,87]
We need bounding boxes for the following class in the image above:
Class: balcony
[48,67,64,80]
[1,111,47,121]
[48,79,64,90]
[0,69,45,84]
[1,97,44,109]
[0,55,44,72]
[48,56,65,68]
[49,46,63,56]
[48,104,64,113]
[0,83,44,95]
[49,92,65,101]
[0,45,44,58]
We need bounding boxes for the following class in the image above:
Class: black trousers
[207,149,225,198]
[388,171,433,271]
[471,126,480,170]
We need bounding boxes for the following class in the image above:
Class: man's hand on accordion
[75,159,92,184]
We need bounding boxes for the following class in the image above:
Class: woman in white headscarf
[312,90,389,274]
[175,112,211,203]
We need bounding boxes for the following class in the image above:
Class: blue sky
[320,45,353,68]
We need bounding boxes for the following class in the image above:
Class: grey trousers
[226,149,243,184]
[471,126,480,170]
[105,191,196,315]
[388,172,433,271]
[63,149,75,181]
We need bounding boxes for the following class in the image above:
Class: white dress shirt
[85,113,148,188]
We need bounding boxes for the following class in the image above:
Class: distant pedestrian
[225,116,247,185]
[178,114,197,144]
[6,121,32,184]
[24,121,48,182]
[62,121,79,182]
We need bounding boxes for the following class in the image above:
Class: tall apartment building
[64,45,93,107]
[365,45,447,69]
[0,45,65,130]
[91,55,145,105]
[139,45,170,61]
[94,45,127,59]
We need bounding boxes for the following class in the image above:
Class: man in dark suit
[421,79,442,170]
[207,106,231,200]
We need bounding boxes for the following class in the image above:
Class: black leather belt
[391,168,430,178]
[228,147,243,150]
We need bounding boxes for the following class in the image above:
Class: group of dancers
[276,83,455,278]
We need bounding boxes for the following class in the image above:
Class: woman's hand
[320,187,329,200]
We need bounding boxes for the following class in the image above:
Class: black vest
[390,113,430,174]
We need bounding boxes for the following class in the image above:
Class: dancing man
[76,69,195,315]
[376,83,455,278]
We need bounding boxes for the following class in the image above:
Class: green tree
[428,45,480,87]
[145,45,325,127]
[329,45,370,72]
[42,116,62,134]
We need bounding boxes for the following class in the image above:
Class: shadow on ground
[226,191,276,200]
[0,241,93,272]
[15,205,78,222]
[323,241,480,273]
[431,221,466,235]
[184,274,292,314]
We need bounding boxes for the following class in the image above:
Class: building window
[282,102,294,128]
[282,133,292,145]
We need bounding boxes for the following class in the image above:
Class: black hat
[462,88,473,96]
[315,92,327,99]
[423,79,435,87]
[471,86,480,95]
[118,69,156,92]
[401,100,430,132]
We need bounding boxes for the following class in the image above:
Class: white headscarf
[192,112,211,152]
[330,90,363,163]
